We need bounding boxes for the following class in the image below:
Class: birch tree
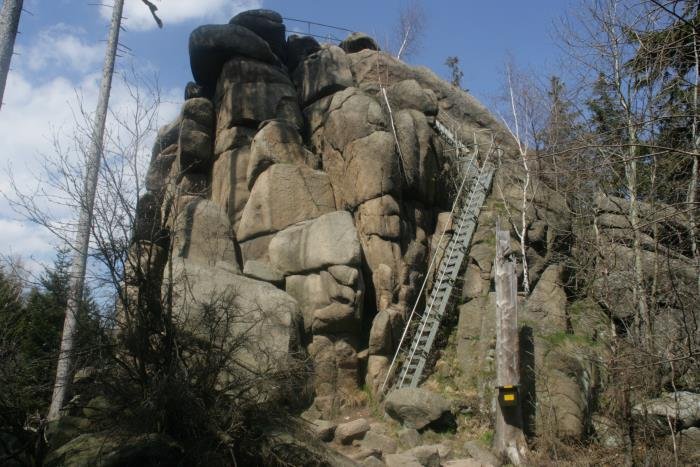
[393,0,426,61]
[0,0,23,110]
[47,0,162,421]
[559,0,657,345]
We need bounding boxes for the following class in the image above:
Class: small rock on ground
[463,440,499,466]
[334,418,370,445]
[398,428,421,447]
[361,430,397,455]
[404,444,440,467]
[362,456,385,467]
[310,419,336,442]
[385,452,423,467]
[444,459,494,467]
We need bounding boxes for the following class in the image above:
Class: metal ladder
[386,119,496,390]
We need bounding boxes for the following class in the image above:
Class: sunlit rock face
[133,8,577,419]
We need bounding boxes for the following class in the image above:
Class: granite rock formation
[132,9,587,428]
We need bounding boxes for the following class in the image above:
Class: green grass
[542,330,596,348]
[361,383,382,419]
[479,429,494,445]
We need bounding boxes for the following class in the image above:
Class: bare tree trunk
[624,124,650,345]
[505,66,532,294]
[494,220,529,465]
[47,0,125,421]
[0,0,23,110]
[690,32,700,297]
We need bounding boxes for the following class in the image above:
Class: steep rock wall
[131,9,580,423]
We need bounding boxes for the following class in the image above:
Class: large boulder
[181,97,215,128]
[327,131,401,209]
[237,164,336,241]
[633,391,700,430]
[132,192,162,243]
[365,355,390,396]
[368,310,393,355]
[167,259,303,368]
[534,336,591,439]
[44,433,183,467]
[145,151,177,194]
[215,57,301,131]
[293,45,353,106]
[151,117,181,159]
[322,87,387,152]
[211,146,251,232]
[355,195,401,240]
[346,49,515,150]
[285,273,332,332]
[360,430,397,455]
[384,388,453,430]
[525,263,567,331]
[184,81,204,100]
[394,109,438,202]
[238,232,275,263]
[285,270,361,333]
[214,126,255,157]
[286,34,321,72]
[387,79,438,116]
[178,118,212,173]
[189,24,279,89]
[243,259,284,284]
[340,32,380,54]
[170,198,238,271]
[247,120,320,188]
[312,302,359,334]
[328,265,360,287]
[269,211,361,274]
[308,335,360,403]
[229,9,286,61]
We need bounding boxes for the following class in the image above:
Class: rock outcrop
[128,10,633,447]
[135,12,496,416]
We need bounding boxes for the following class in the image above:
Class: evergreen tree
[585,73,630,196]
[543,76,580,152]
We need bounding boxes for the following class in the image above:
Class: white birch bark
[47,0,125,421]
[0,0,23,110]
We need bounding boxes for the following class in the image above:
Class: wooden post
[493,219,529,465]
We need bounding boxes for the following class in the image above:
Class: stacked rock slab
[135,9,528,415]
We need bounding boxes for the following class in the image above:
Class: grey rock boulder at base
[384,387,453,430]
[334,418,370,445]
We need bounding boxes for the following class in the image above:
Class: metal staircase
[382,118,496,391]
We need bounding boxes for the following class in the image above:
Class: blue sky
[0,0,574,273]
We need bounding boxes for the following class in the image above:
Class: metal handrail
[379,120,480,393]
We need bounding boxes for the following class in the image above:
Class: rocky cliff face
[132,9,579,427]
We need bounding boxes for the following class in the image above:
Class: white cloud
[0,25,182,271]
[0,218,57,262]
[102,0,262,31]
[17,24,103,74]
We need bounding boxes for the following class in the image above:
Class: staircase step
[389,125,495,391]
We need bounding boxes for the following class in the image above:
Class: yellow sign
[498,385,519,407]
